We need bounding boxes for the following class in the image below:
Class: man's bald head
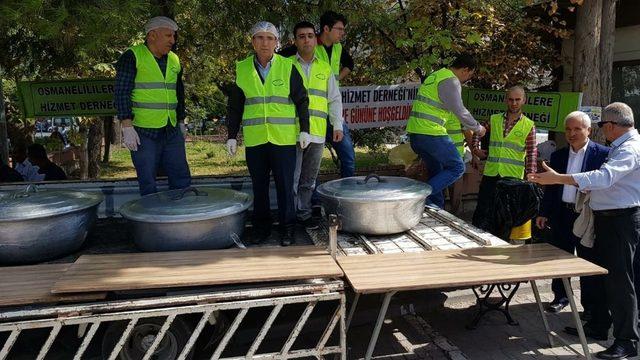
[505,86,526,115]
[507,85,526,97]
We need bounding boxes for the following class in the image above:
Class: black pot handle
[358,173,385,185]
[171,186,208,200]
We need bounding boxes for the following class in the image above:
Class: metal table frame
[0,280,347,360]
[346,278,591,360]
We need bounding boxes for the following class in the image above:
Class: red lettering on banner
[350,107,377,123]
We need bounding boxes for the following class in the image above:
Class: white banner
[340,83,420,129]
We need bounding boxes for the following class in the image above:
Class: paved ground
[348,279,632,360]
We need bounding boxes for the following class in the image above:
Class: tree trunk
[600,0,617,106]
[573,0,603,106]
[102,116,113,163]
[78,123,89,180]
[87,118,103,179]
[0,68,9,165]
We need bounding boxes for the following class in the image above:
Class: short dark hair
[450,53,478,70]
[320,11,347,31]
[293,21,316,37]
[27,143,48,160]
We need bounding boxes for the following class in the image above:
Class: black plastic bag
[492,178,543,240]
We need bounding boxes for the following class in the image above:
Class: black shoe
[596,341,637,359]
[280,225,296,246]
[564,325,609,341]
[300,217,320,230]
[546,298,569,313]
[251,226,271,244]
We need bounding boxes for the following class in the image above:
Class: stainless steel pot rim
[316,175,431,201]
[0,188,104,221]
[120,187,252,223]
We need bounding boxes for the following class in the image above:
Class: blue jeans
[409,134,464,209]
[130,126,191,196]
[326,121,355,178]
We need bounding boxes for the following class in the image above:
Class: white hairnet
[250,21,279,39]
[144,16,178,34]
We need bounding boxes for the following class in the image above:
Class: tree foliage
[1,0,581,160]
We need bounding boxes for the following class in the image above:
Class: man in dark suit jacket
[536,111,609,323]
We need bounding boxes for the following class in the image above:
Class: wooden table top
[337,243,608,294]
[52,246,343,294]
[0,264,106,307]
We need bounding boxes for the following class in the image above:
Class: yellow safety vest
[130,44,180,128]
[483,113,534,179]
[406,68,457,136]
[292,56,331,142]
[445,115,465,157]
[235,54,297,147]
[315,43,342,82]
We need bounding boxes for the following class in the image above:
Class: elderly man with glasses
[529,102,640,360]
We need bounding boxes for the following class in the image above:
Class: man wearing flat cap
[114,16,191,196]
[226,21,311,246]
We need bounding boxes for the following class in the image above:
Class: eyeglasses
[597,121,617,128]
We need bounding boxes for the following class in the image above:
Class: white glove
[179,123,187,139]
[299,132,311,149]
[122,126,140,151]
[226,139,237,156]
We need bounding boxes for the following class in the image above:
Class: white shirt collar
[569,139,589,155]
[295,52,317,65]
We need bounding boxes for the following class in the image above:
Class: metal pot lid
[120,187,252,223]
[317,174,431,202]
[0,187,104,221]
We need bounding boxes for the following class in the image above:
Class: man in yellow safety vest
[470,86,537,231]
[290,21,344,230]
[405,54,486,208]
[225,21,311,246]
[114,16,191,196]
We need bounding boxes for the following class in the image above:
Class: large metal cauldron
[120,187,252,251]
[317,174,431,235]
[0,186,104,264]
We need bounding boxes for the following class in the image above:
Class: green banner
[18,79,116,118]
[462,88,582,132]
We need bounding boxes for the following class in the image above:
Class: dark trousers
[472,175,500,231]
[590,208,640,343]
[245,143,296,229]
[130,126,191,196]
[548,206,600,310]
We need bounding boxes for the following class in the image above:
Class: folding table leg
[531,280,555,347]
[364,291,396,360]
[563,277,592,360]
[345,292,360,331]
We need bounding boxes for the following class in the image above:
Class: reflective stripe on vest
[315,43,342,82]
[130,44,180,128]
[446,121,465,157]
[406,68,457,136]
[292,57,331,140]
[483,113,535,179]
[235,54,297,147]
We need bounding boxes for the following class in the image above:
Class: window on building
[612,60,640,128]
